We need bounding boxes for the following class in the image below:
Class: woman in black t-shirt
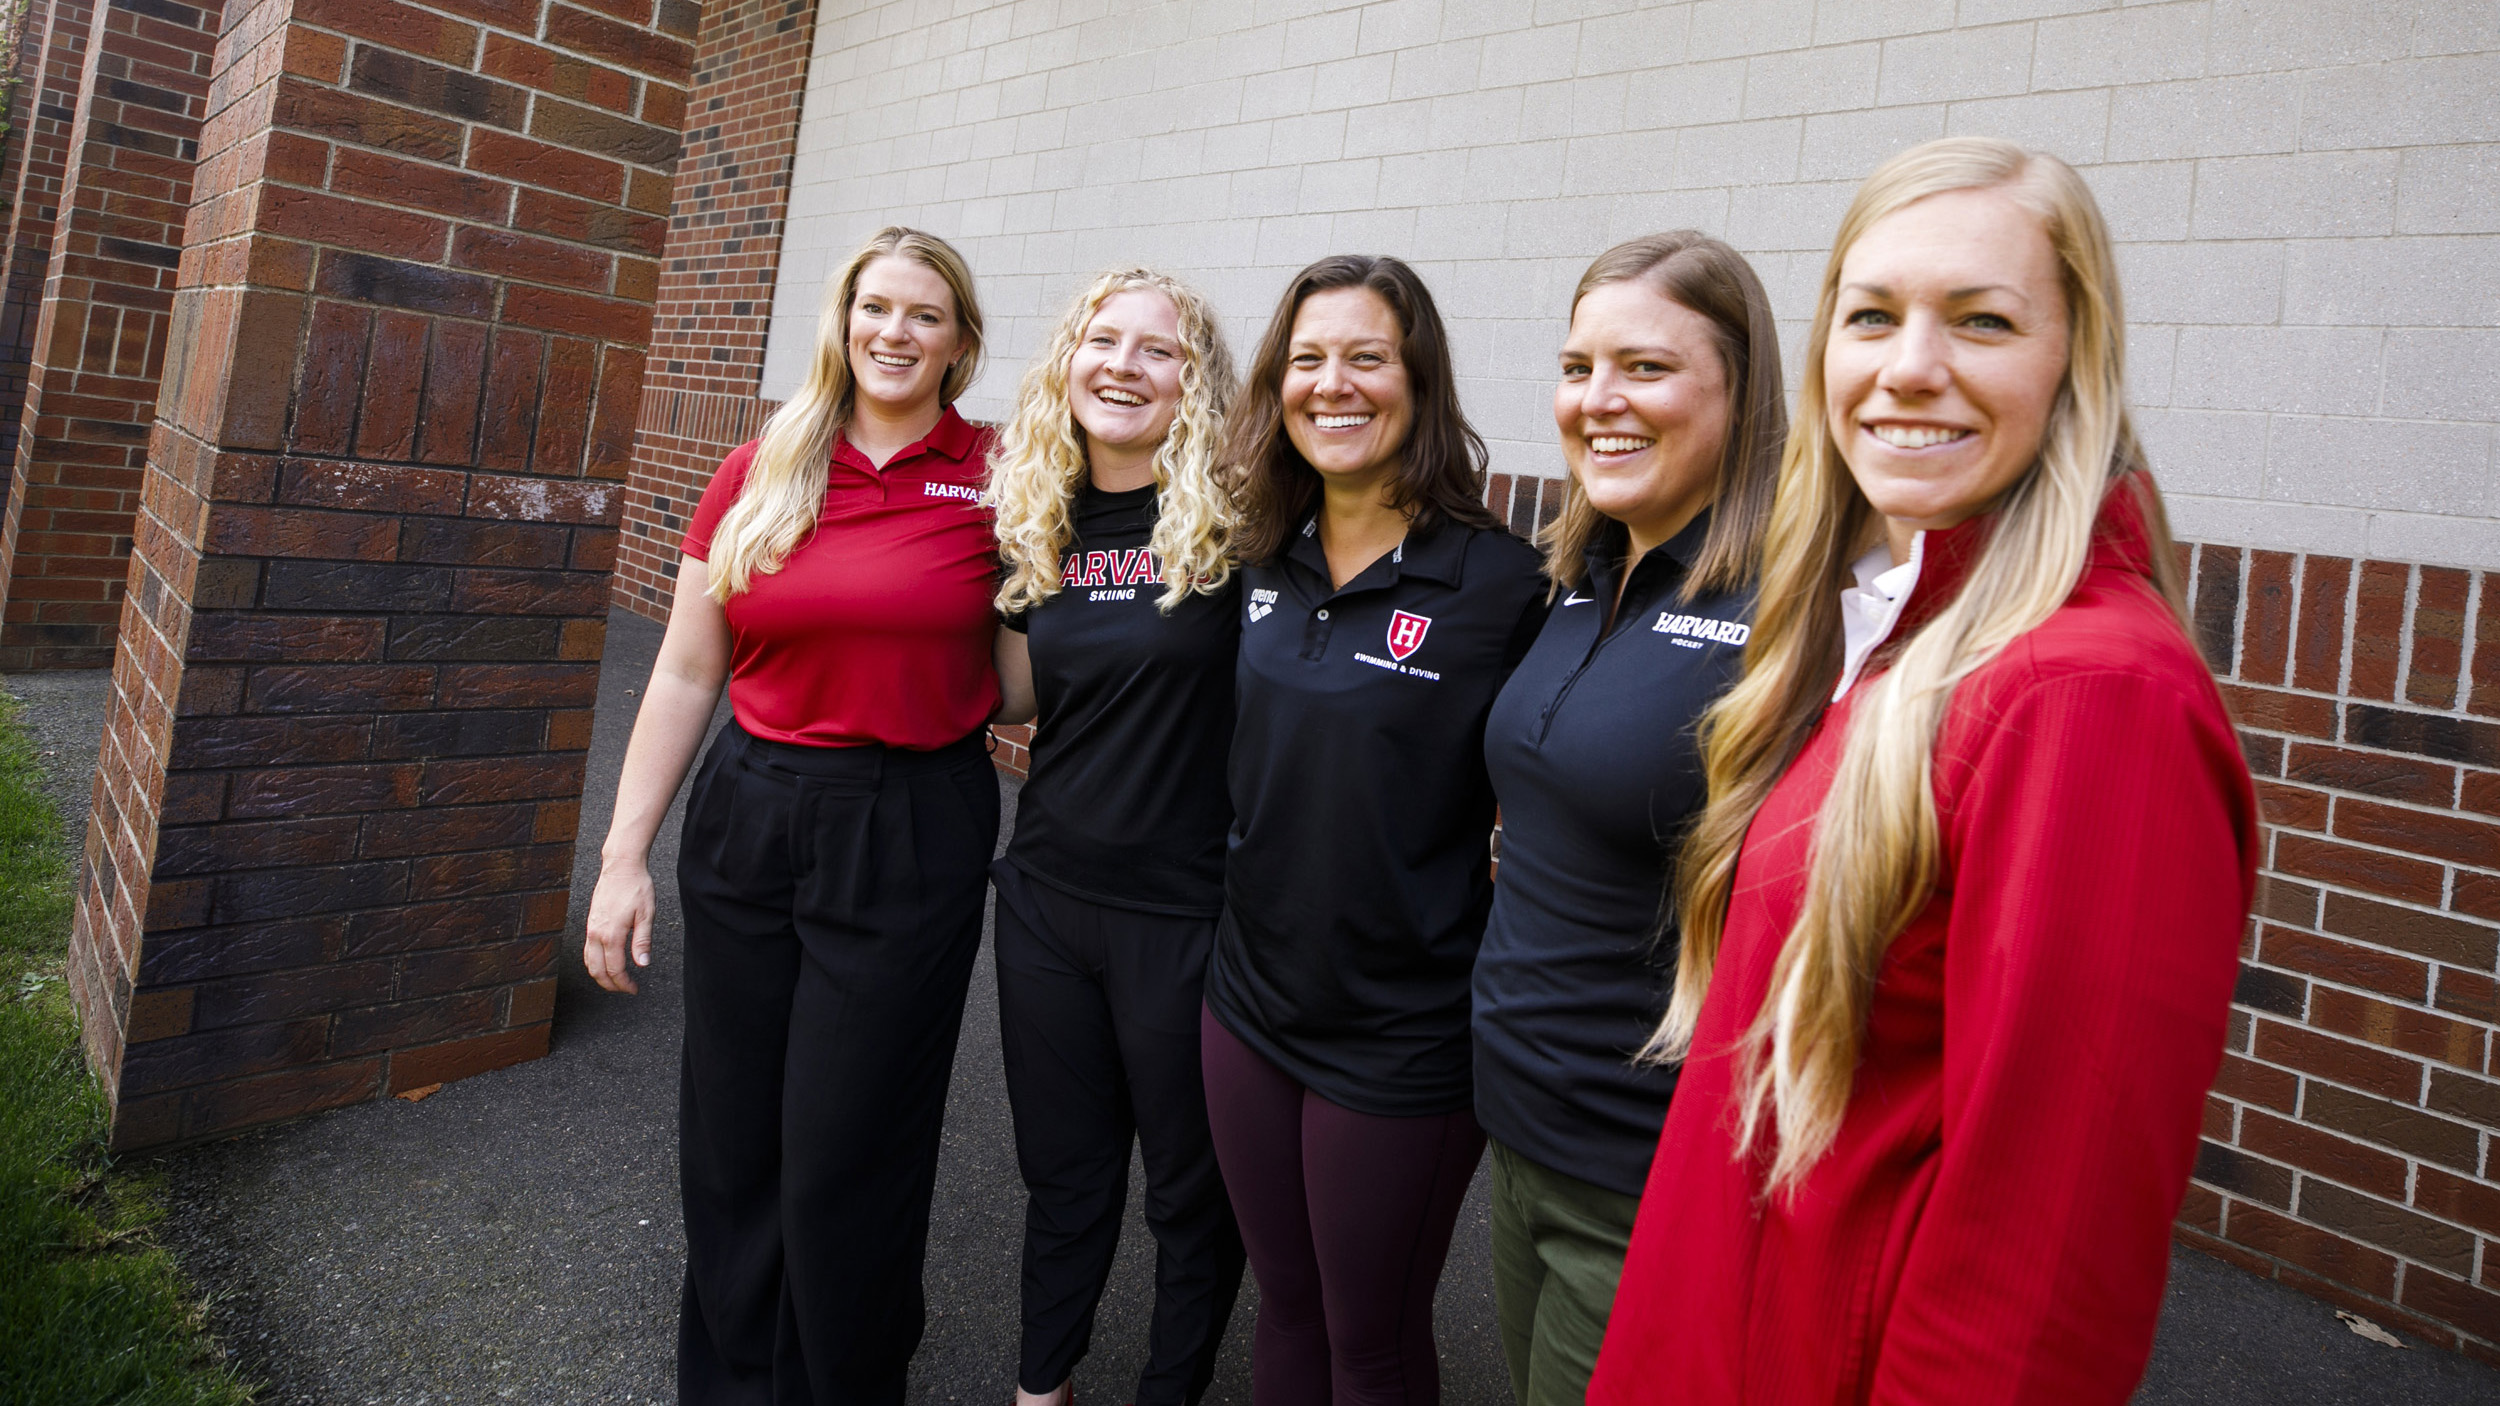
[1202,255,1547,1405]
[985,268,1245,1406]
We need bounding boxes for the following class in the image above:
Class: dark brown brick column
[0,0,98,619]
[612,0,812,619]
[0,0,220,671]
[67,0,691,1148]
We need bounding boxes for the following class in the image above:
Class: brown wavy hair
[1542,232,1786,600]
[1227,254,1500,564]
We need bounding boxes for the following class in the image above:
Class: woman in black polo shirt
[1202,254,1547,1405]
[1472,232,1783,1406]
[985,269,1245,1406]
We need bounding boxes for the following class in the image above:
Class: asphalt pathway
[7,617,2496,1403]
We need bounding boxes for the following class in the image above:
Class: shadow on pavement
[6,612,2491,1403]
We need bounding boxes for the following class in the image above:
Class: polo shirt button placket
[1301,604,1333,661]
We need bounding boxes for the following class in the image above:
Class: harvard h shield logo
[1387,610,1432,661]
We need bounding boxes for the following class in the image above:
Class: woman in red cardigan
[1588,138,2258,1404]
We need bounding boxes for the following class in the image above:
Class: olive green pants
[1488,1138,1643,1406]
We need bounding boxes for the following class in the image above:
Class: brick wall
[2179,542,2500,1361]
[0,0,86,473]
[611,0,814,619]
[0,0,98,614]
[66,0,692,1149]
[0,0,221,671]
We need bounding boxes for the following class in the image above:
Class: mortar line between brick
[2397,563,2421,702]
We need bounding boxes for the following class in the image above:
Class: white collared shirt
[1835,534,1924,701]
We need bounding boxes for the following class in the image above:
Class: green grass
[0,688,255,1404]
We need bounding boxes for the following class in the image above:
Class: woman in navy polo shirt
[983,269,1246,1406]
[1202,254,1548,1405]
[1472,232,1784,1406]
[580,226,998,1405]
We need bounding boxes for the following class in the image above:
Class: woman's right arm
[583,556,732,995]
[992,624,1037,725]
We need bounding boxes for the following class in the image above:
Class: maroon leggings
[1200,1009,1486,1405]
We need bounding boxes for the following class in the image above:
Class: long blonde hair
[707,227,985,599]
[989,269,1239,613]
[1541,231,1786,598]
[1651,139,2185,1197]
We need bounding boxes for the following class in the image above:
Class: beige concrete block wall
[763,0,2500,567]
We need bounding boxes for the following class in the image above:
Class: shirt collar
[1580,508,1712,603]
[1843,469,2168,692]
[833,404,980,472]
[1284,512,1471,592]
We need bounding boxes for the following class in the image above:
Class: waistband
[722,720,990,780]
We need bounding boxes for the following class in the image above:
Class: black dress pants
[675,722,999,1406]
[992,859,1245,1405]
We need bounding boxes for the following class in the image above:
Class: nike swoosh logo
[1563,594,1594,606]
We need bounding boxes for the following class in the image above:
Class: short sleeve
[681,442,759,562]
[1001,607,1030,634]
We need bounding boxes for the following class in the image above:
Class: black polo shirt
[1473,511,1753,1196]
[1004,482,1239,915]
[1206,512,1548,1117]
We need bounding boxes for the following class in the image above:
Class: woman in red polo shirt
[1587,140,2257,1404]
[581,226,1000,1405]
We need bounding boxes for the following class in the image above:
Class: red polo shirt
[682,406,1000,750]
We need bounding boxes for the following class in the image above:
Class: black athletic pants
[675,722,999,1406]
[992,859,1245,1405]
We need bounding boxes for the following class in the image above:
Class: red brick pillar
[68,0,693,1148]
[0,0,98,618]
[0,0,220,671]
[612,0,815,620]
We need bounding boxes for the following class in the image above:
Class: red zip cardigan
[1589,476,2258,1405]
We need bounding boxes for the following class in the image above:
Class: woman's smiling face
[1824,186,2071,540]
[1067,288,1185,464]
[846,255,963,417]
[1280,287,1413,490]
[1555,280,1731,549]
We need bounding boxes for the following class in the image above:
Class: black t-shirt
[1206,512,1549,1116]
[1003,482,1240,915]
[1473,512,1753,1196]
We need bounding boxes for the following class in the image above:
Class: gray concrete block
[1876,22,2036,105]
[2265,414,2494,515]
[2191,150,2397,239]
[2397,144,2500,235]
[1741,41,1881,119]
[2174,325,2386,417]
[2300,53,2500,151]
[2032,1,2212,92]
[2107,74,2305,163]
[2121,240,2285,326]
[2282,237,2500,328]
[2383,329,2500,421]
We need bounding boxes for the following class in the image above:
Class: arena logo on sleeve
[1652,612,1750,650]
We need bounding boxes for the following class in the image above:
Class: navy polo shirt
[1003,481,1239,915]
[1206,512,1548,1117]
[1473,511,1754,1196]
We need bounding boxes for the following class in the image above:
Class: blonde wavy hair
[1649,139,2186,1198]
[988,269,1239,613]
[707,227,985,600]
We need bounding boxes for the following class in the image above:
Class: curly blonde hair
[988,269,1238,613]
